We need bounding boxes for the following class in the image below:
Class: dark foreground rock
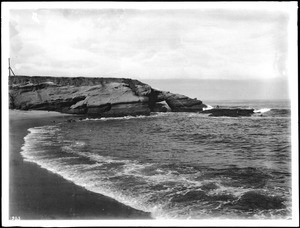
[201,108,254,117]
[9,76,207,117]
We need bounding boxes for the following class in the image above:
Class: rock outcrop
[9,76,207,117]
[160,91,207,112]
[201,108,254,117]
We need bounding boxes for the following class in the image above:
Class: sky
[8,5,294,100]
[143,78,290,101]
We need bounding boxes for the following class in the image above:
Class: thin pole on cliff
[9,58,15,76]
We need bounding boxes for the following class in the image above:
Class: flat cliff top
[9,75,147,87]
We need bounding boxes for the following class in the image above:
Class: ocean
[20,100,292,219]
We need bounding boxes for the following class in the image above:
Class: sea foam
[19,112,291,220]
[254,108,271,113]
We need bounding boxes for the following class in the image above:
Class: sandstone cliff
[9,76,207,117]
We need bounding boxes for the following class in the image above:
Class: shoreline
[9,110,152,220]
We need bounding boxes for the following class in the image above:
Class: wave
[79,107,289,121]
[81,113,171,121]
[254,108,271,113]
[20,125,290,219]
[252,108,291,118]
[203,104,214,111]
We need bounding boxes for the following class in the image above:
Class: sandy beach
[9,110,151,220]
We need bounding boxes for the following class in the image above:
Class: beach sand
[9,110,152,220]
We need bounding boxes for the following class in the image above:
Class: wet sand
[9,110,152,220]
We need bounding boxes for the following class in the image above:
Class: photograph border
[2,1,298,227]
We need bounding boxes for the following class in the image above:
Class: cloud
[9,9,289,80]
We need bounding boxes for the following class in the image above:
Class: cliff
[9,76,207,117]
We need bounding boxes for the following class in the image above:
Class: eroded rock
[161,91,207,112]
[9,76,206,117]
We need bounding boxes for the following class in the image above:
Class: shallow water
[21,100,291,219]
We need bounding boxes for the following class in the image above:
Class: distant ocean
[21,100,291,219]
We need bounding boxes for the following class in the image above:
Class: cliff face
[9,76,207,117]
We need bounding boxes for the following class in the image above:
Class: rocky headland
[9,76,208,117]
[9,76,255,117]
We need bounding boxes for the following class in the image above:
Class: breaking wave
[203,104,214,111]
[81,113,171,121]
[254,108,271,113]
[20,118,291,219]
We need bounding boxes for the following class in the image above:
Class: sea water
[20,100,292,219]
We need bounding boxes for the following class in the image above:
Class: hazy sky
[143,78,289,101]
[8,6,294,100]
[10,8,289,80]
